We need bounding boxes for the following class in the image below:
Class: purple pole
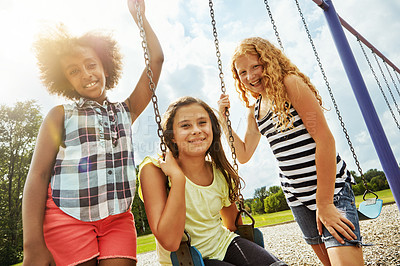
[317,0,400,210]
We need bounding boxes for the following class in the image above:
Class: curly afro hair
[33,24,123,100]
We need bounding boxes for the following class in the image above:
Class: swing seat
[357,198,383,220]
[253,227,265,248]
[170,244,204,266]
[234,227,265,248]
[234,208,265,247]
[170,231,205,266]
[170,228,264,266]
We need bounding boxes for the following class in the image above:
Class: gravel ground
[137,203,400,265]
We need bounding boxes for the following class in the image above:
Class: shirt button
[108,170,112,175]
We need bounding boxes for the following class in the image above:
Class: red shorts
[43,186,137,266]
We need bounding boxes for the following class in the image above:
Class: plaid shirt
[51,98,136,222]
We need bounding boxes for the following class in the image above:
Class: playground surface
[137,203,400,265]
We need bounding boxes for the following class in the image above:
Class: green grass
[242,209,294,227]
[137,233,157,254]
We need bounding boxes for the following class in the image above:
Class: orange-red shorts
[43,186,137,266]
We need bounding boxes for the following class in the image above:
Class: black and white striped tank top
[255,96,353,210]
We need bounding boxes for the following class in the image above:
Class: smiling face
[172,103,213,158]
[60,46,108,103]
[235,53,265,96]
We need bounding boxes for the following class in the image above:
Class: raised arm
[22,106,64,266]
[284,74,356,244]
[218,94,261,163]
[139,152,186,251]
[126,0,164,123]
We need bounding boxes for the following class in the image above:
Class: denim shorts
[290,182,362,248]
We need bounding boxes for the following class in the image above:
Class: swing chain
[394,68,400,88]
[263,0,284,51]
[135,2,167,156]
[238,194,245,210]
[383,59,400,99]
[294,0,371,191]
[357,37,400,130]
[208,0,239,174]
[371,51,400,117]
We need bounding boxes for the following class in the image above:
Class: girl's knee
[327,245,363,266]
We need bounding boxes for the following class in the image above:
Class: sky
[1,0,399,198]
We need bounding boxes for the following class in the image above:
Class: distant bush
[264,188,289,213]
[351,169,389,195]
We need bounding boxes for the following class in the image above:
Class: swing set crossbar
[338,17,400,74]
[312,0,400,74]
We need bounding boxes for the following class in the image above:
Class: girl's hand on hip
[316,203,357,244]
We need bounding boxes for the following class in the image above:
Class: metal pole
[317,0,400,210]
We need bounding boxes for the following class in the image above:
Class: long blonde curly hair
[231,37,323,129]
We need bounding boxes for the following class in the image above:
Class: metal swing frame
[311,0,400,211]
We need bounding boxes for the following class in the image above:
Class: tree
[131,166,151,236]
[264,194,279,213]
[364,169,385,182]
[0,101,42,265]
[250,198,264,215]
[251,186,268,214]
[250,185,283,214]
[264,188,289,213]
[351,182,366,196]
[267,185,280,195]
[351,168,389,195]
[350,170,362,184]
[369,176,389,192]
[243,198,252,213]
